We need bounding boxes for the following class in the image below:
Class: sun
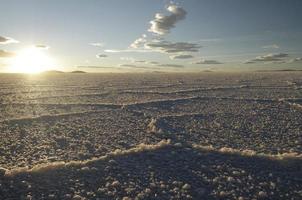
[9,47,56,74]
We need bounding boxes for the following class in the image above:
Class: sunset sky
[0,0,302,73]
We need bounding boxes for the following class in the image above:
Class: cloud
[262,44,279,49]
[134,60,147,63]
[77,66,121,70]
[0,36,19,44]
[198,38,222,42]
[244,53,289,64]
[149,61,159,65]
[35,44,50,50]
[96,54,108,58]
[243,61,256,64]
[0,50,15,57]
[120,57,137,63]
[119,64,137,68]
[170,54,193,59]
[289,57,302,63]
[192,59,223,64]
[145,40,201,53]
[90,42,104,47]
[107,40,200,55]
[148,4,187,35]
[158,64,184,68]
[105,49,150,53]
[119,64,160,70]
[130,34,147,48]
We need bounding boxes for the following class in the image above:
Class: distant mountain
[202,70,213,73]
[42,70,65,74]
[256,69,302,72]
[70,70,87,73]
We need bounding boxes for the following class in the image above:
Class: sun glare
[9,47,56,74]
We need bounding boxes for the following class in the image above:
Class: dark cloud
[149,61,159,65]
[170,54,193,59]
[134,60,148,63]
[96,54,108,58]
[0,36,18,44]
[149,4,187,35]
[145,40,201,53]
[244,53,289,64]
[0,49,15,57]
[35,44,49,49]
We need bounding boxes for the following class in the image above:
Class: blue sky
[0,0,302,72]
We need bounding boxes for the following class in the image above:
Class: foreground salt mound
[1,140,301,200]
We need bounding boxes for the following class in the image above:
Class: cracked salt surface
[0,72,301,199]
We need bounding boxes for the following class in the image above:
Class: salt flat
[0,72,301,200]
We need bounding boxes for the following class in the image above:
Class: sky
[0,0,302,73]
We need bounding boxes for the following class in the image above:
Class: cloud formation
[262,44,279,49]
[244,53,289,64]
[120,57,135,62]
[130,34,147,48]
[134,60,147,63]
[105,49,150,53]
[192,59,223,64]
[170,54,193,59]
[77,66,122,70]
[90,42,104,47]
[0,50,15,57]
[119,64,160,70]
[145,40,201,53]
[35,44,50,50]
[149,61,159,65]
[96,54,108,58]
[0,36,18,44]
[119,64,137,68]
[289,57,302,63]
[148,4,187,35]
[158,64,184,68]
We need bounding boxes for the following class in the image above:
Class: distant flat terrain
[0,72,301,200]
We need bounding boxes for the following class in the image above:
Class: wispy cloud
[90,42,104,47]
[145,40,201,53]
[0,36,19,44]
[96,54,108,58]
[104,49,151,53]
[77,66,121,69]
[244,53,289,64]
[148,4,187,35]
[35,44,50,50]
[149,61,159,65]
[192,59,223,64]
[119,64,160,70]
[120,57,135,62]
[0,49,15,57]
[170,54,193,60]
[198,38,222,42]
[134,60,147,63]
[158,64,184,68]
[262,44,279,49]
[119,64,137,67]
[288,57,302,63]
[130,34,147,48]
